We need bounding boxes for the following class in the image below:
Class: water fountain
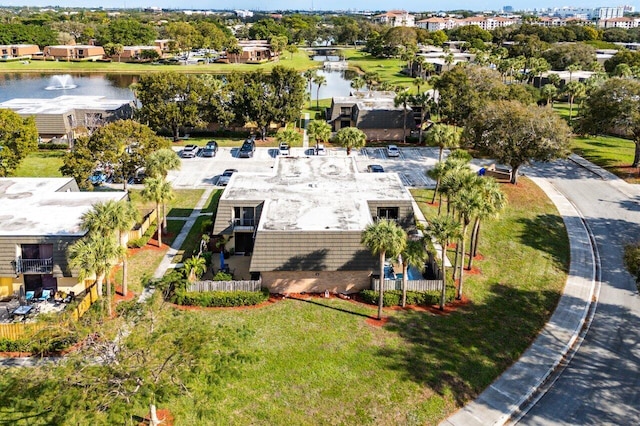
[45,74,77,90]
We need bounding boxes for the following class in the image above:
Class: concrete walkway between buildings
[441,174,598,426]
[138,187,215,303]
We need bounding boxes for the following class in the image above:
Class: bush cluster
[38,143,69,150]
[359,287,456,307]
[173,288,269,307]
[0,331,78,355]
[128,224,157,248]
[624,243,640,290]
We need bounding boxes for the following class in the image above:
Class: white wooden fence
[371,278,443,292]
[188,280,262,292]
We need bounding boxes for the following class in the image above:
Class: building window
[340,120,350,129]
[340,107,351,116]
[377,207,399,220]
[233,206,255,227]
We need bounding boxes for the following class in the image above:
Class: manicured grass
[173,215,210,264]
[128,188,204,218]
[14,150,65,177]
[0,51,315,74]
[343,48,417,90]
[303,98,332,121]
[571,134,639,180]
[202,189,223,214]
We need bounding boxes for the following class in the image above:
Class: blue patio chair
[38,289,52,302]
[25,291,35,303]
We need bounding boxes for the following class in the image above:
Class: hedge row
[128,224,157,248]
[359,287,456,307]
[173,288,269,307]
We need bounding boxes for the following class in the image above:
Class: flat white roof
[0,95,132,115]
[222,156,412,231]
[0,178,128,236]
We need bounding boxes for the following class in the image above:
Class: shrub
[202,251,212,267]
[38,143,69,150]
[359,287,456,307]
[200,218,213,234]
[624,242,640,290]
[173,288,269,307]
[213,271,232,281]
[127,224,157,248]
[0,338,29,353]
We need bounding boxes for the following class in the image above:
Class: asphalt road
[518,159,640,425]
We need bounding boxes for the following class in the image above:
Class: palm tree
[414,56,426,77]
[468,178,506,270]
[80,200,139,296]
[350,76,366,93]
[184,255,207,282]
[425,123,460,163]
[563,81,586,124]
[423,215,461,310]
[567,63,580,83]
[422,62,436,78]
[394,89,411,143]
[303,69,317,106]
[450,176,484,300]
[68,233,123,316]
[146,148,181,180]
[361,219,407,320]
[399,239,427,308]
[142,177,175,247]
[335,127,366,155]
[410,92,433,144]
[413,76,427,94]
[307,120,331,149]
[313,74,326,110]
[364,71,380,89]
[541,84,558,107]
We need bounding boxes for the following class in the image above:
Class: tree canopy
[0,109,38,177]
[464,100,571,184]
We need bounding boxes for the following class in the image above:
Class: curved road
[518,159,640,424]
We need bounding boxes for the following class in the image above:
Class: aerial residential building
[0,44,40,60]
[223,40,279,64]
[372,10,416,27]
[43,45,105,61]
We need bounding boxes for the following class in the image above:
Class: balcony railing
[15,258,53,274]
[233,218,255,230]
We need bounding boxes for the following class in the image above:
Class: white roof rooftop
[0,96,132,115]
[221,156,412,231]
[0,178,128,236]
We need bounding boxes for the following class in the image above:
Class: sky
[0,0,634,13]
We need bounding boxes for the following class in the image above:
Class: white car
[181,144,199,158]
[315,144,327,156]
[386,145,400,157]
[279,142,290,156]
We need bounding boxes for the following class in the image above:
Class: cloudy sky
[2,0,632,12]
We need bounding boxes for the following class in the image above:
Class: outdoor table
[12,305,33,319]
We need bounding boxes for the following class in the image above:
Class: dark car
[218,168,238,186]
[238,138,255,158]
[201,140,218,157]
[181,144,199,158]
[89,170,107,186]
[367,164,385,173]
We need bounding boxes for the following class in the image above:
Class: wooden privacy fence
[371,278,443,292]
[188,280,262,292]
[128,208,157,241]
[0,283,99,340]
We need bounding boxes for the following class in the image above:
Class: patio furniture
[38,289,52,302]
[25,291,35,303]
[12,304,33,321]
[63,291,75,303]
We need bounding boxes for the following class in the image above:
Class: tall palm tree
[567,63,580,83]
[142,177,175,247]
[361,219,407,320]
[399,239,427,308]
[313,74,326,110]
[307,120,331,149]
[394,89,411,143]
[423,215,461,310]
[334,127,366,155]
[450,176,484,300]
[468,178,506,269]
[350,76,366,93]
[541,84,558,107]
[303,69,317,106]
[413,76,427,93]
[563,81,586,124]
[110,201,138,297]
[410,92,433,144]
[425,123,460,163]
[146,148,181,180]
[68,233,123,316]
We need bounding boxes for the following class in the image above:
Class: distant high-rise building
[503,5,514,12]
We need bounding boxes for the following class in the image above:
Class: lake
[0,68,356,103]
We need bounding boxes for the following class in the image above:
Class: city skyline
[0,0,636,13]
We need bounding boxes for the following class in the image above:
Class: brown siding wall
[261,270,371,294]
[250,230,376,272]
[367,200,414,227]
[0,236,80,277]
[361,128,405,142]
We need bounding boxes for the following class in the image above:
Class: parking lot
[167,146,440,189]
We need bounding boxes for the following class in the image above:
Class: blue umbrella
[219,250,226,271]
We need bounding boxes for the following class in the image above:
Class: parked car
[238,139,255,158]
[386,144,400,157]
[315,143,327,156]
[279,142,290,156]
[218,168,238,186]
[89,170,107,186]
[181,144,199,158]
[367,164,385,173]
[201,140,218,158]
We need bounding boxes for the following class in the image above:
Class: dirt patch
[473,254,484,261]
[465,266,482,275]
[114,286,136,301]
[139,408,174,426]
[365,316,390,327]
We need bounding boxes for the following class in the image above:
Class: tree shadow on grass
[289,297,373,320]
[378,283,562,407]
[517,214,570,272]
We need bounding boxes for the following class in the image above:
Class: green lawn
[172,215,210,264]
[128,188,204,218]
[14,150,65,177]
[343,48,417,90]
[202,189,223,214]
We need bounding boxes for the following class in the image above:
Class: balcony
[232,218,255,232]
[15,258,53,274]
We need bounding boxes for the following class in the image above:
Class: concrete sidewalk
[441,177,597,426]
